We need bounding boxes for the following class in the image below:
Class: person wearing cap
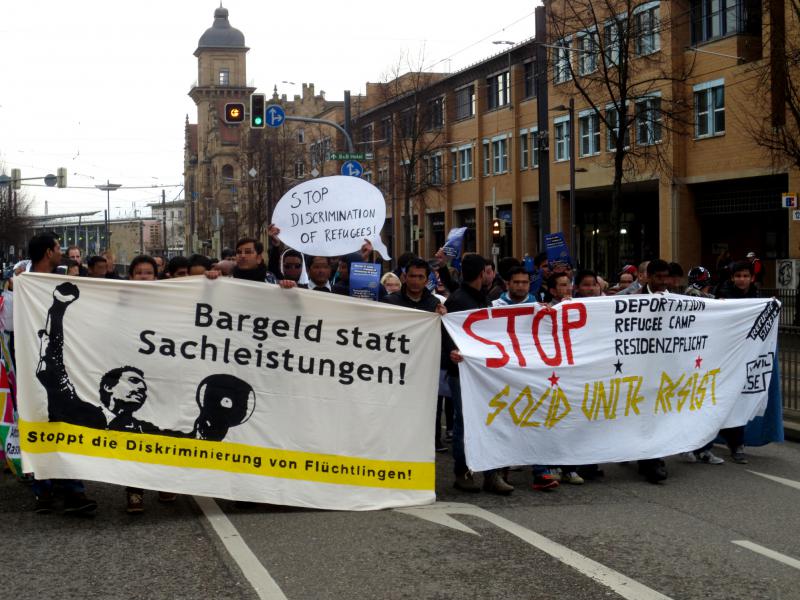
[746,251,763,286]
[616,261,649,295]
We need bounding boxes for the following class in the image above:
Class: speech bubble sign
[272,176,391,260]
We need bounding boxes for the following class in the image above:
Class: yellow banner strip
[19,420,434,491]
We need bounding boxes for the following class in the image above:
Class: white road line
[397,502,674,600]
[193,496,288,600]
[732,541,800,571]
[748,470,800,491]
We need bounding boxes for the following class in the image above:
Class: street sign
[783,193,798,208]
[265,104,285,128]
[792,210,800,221]
[44,174,57,187]
[341,160,363,177]
[329,152,366,161]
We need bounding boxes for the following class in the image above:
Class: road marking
[193,496,288,600]
[748,470,800,491]
[732,541,800,571]
[396,502,673,600]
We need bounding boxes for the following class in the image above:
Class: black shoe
[435,442,448,453]
[34,494,54,514]
[63,492,98,515]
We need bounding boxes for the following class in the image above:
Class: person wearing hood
[491,266,536,306]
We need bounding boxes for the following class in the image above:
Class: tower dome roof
[197,6,245,50]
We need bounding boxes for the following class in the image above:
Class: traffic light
[224,102,245,123]
[57,167,67,188]
[492,218,505,243]
[10,168,21,190]
[250,93,265,128]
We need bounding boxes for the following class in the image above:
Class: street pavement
[2,440,799,600]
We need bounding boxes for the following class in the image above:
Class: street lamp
[492,41,514,108]
[551,100,579,264]
[95,181,121,250]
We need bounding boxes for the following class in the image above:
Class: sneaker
[639,459,668,484]
[483,471,514,495]
[561,471,584,485]
[531,473,560,491]
[63,492,98,515]
[157,491,177,503]
[697,450,724,465]
[681,452,698,463]
[34,493,54,515]
[731,447,748,464]
[126,491,145,514]
[453,472,480,493]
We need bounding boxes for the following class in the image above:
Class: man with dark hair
[23,235,98,515]
[574,269,600,298]
[166,256,190,278]
[128,255,158,280]
[220,247,235,261]
[305,255,334,291]
[637,258,671,483]
[332,252,362,295]
[187,254,213,276]
[487,257,521,301]
[443,253,513,495]
[152,255,166,279]
[279,249,304,282]
[492,266,535,306]
[86,255,108,278]
[233,237,278,284]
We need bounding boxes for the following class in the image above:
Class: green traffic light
[254,116,263,126]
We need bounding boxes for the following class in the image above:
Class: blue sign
[442,227,467,270]
[265,104,285,128]
[544,232,572,267]
[341,160,363,177]
[349,262,382,300]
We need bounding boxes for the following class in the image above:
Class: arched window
[221,164,234,181]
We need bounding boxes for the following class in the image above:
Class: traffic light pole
[284,116,354,153]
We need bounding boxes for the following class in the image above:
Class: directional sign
[329,152,366,161]
[793,210,800,221]
[783,193,798,208]
[265,104,285,128]
[341,160,363,177]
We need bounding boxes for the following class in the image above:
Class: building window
[486,71,509,110]
[694,80,725,137]
[297,128,305,144]
[523,62,537,98]
[455,85,476,120]
[604,17,627,66]
[636,96,662,145]
[378,167,389,191]
[451,149,459,182]
[607,105,626,151]
[635,2,660,56]
[381,117,392,144]
[532,128,540,168]
[483,140,491,176]
[221,164,234,181]
[691,0,750,44]
[294,161,305,179]
[492,137,509,173]
[400,109,415,138]
[459,146,473,181]
[424,154,443,185]
[579,111,601,156]
[553,38,573,84]
[428,97,444,130]
[218,69,230,86]
[520,130,529,169]
[577,31,598,75]
[554,117,570,162]
[360,124,372,151]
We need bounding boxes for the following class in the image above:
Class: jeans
[448,375,467,476]
[31,478,85,498]
[434,395,454,444]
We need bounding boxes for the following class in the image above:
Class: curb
[784,420,800,443]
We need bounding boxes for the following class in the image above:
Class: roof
[196,6,246,53]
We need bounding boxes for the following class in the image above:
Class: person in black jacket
[715,260,759,464]
[382,257,446,315]
[638,259,671,484]
[443,254,514,495]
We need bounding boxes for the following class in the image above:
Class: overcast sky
[0,1,539,220]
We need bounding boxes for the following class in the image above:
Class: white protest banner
[14,273,439,510]
[272,175,391,259]
[443,294,781,471]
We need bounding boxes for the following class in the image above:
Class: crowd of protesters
[0,229,766,513]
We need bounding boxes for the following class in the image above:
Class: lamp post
[492,41,514,108]
[551,100,580,264]
[95,181,121,250]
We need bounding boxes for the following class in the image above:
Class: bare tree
[547,0,695,269]
[0,167,33,261]
[744,0,800,169]
[369,51,449,254]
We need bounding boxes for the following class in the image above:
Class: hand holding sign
[272,176,391,260]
